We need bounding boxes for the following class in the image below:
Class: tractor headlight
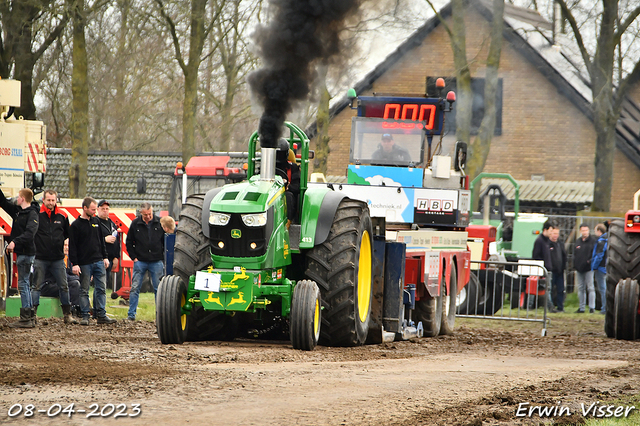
[209,212,231,226]
[634,215,640,223]
[241,212,267,227]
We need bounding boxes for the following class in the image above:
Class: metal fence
[457,259,550,336]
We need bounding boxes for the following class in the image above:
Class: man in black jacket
[0,188,39,328]
[573,224,596,313]
[549,228,567,312]
[30,189,77,324]
[125,202,164,321]
[531,220,556,312]
[68,197,116,325]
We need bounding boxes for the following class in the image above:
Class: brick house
[313,1,640,213]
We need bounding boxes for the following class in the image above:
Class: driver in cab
[371,133,411,163]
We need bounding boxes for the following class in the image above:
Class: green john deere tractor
[156,122,373,350]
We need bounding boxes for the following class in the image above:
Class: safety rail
[456,259,549,336]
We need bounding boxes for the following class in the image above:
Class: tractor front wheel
[614,278,640,341]
[290,280,322,351]
[156,275,188,344]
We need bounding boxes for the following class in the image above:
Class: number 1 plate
[194,271,221,292]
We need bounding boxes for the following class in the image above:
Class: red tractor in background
[606,189,640,340]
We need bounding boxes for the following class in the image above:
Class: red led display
[382,103,436,129]
[360,98,441,132]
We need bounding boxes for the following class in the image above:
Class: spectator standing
[0,188,39,328]
[63,239,81,315]
[591,223,608,315]
[160,216,175,234]
[30,189,77,324]
[97,200,120,290]
[126,202,165,321]
[531,220,556,312]
[548,228,567,312]
[68,197,116,325]
[573,224,596,313]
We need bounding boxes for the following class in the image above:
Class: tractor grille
[209,212,272,258]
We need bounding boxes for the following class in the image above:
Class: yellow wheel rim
[357,230,372,323]
[180,293,187,331]
[313,298,320,337]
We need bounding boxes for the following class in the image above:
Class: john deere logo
[231,229,242,239]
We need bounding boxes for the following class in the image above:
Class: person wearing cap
[31,189,78,324]
[371,133,411,163]
[97,200,121,293]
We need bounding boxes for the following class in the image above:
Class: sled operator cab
[333,86,470,229]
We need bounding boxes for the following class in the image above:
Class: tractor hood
[209,175,285,214]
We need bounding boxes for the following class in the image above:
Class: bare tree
[556,0,640,211]
[199,0,262,151]
[426,0,504,180]
[0,0,69,119]
[154,0,222,162]
[68,0,89,197]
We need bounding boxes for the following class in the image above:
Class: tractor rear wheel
[606,220,640,337]
[290,280,321,350]
[440,263,457,335]
[416,275,443,337]
[174,194,235,341]
[156,275,188,344]
[305,199,373,347]
[614,278,640,341]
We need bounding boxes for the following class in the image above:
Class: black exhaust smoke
[248,0,362,149]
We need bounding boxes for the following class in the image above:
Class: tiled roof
[46,149,249,211]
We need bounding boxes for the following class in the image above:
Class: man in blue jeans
[126,202,165,321]
[0,188,39,328]
[68,197,117,325]
[591,223,608,315]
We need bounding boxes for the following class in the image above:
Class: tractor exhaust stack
[260,147,276,181]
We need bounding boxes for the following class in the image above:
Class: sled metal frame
[457,259,549,336]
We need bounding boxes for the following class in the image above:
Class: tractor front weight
[187,268,294,317]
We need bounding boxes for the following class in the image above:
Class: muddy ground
[0,313,638,426]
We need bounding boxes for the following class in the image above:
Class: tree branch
[615,4,640,46]
[614,58,640,112]
[33,14,70,63]
[154,0,186,72]
[556,0,592,77]
[424,0,453,39]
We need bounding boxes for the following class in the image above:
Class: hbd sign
[416,198,454,212]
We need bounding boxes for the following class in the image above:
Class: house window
[426,77,503,136]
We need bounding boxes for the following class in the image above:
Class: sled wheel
[305,199,373,346]
[415,270,443,337]
[614,278,640,341]
[290,280,322,350]
[440,263,457,335]
[156,275,188,344]
[457,271,480,315]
